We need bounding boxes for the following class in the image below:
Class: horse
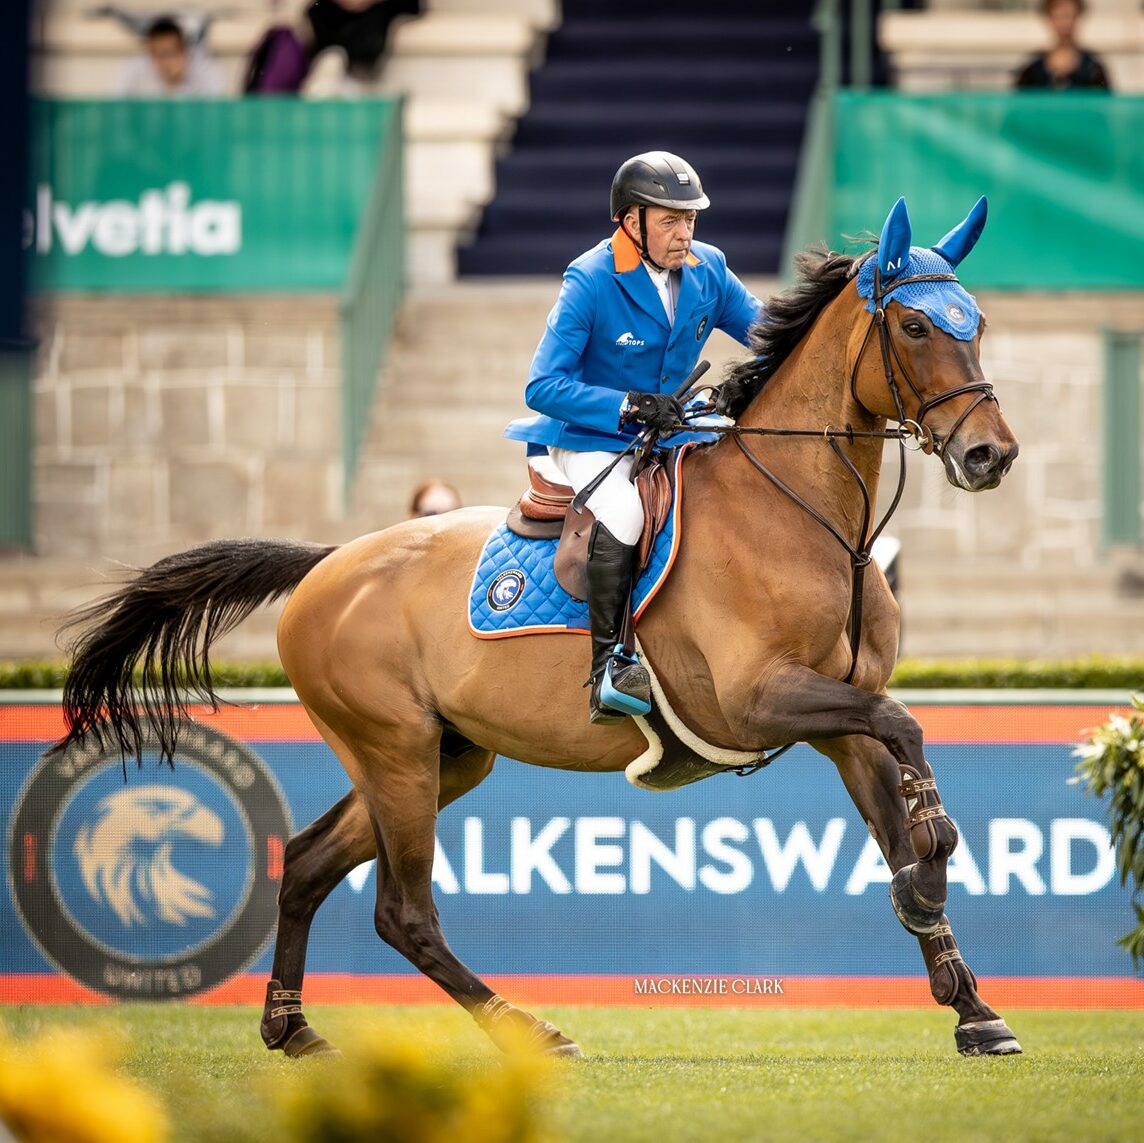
[53,197,1021,1059]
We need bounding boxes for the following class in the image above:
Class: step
[378,357,538,394]
[899,617,1144,660]
[560,0,815,17]
[511,102,808,149]
[527,58,818,103]
[546,19,817,62]
[491,146,801,193]
[458,232,784,277]
[477,190,791,235]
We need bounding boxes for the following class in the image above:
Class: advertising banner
[830,93,1144,289]
[28,99,400,292]
[1,698,1141,1008]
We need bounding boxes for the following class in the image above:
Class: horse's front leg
[813,732,1021,1056]
[746,668,956,933]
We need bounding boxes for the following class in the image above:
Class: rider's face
[625,206,697,270]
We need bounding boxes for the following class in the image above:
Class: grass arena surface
[2,1005,1142,1141]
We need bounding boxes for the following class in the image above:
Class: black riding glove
[621,391,685,433]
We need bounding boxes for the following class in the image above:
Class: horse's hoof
[528,1020,583,1059]
[543,1039,584,1060]
[281,1025,342,1059]
[955,1019,1023,1057]
[889,865,944,935]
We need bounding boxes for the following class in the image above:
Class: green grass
[3,1005,1143,1142]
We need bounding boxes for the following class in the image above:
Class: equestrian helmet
[609,151,710,221]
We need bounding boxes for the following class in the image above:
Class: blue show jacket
[504,227,763,453]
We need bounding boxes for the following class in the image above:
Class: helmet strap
[636,206,667,272]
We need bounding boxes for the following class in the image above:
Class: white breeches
[548,447,644,547]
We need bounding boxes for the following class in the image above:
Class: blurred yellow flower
[276,1030,561,1143]
[0,1027,168,1143]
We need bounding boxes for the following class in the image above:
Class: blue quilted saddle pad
[468,450,685,639]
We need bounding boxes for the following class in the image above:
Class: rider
[505,151,764,723]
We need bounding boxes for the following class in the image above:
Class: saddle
[505,454,674,601]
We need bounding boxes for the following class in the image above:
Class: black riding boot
[586,521,652,724]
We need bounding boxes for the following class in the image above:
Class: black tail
[52,538,337,764]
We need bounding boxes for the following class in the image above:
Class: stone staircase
[459,0,817,276]
[345,281,553,528]
[345,277,777,529]
[4,280,1143,665]
[896,560,1144,660]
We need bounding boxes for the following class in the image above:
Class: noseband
[851,266,998,457]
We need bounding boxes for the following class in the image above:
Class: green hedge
[0,662,291,690]
[889,655,1144,690]
[1,655,1142,691]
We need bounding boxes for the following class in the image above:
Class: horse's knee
[869,697,925,760]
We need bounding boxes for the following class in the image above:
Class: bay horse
[54,198,1021,1058]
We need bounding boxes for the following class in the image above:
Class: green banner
[29,99,401,292]
[830,93,1144,289]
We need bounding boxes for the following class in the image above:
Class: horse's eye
[903,321,927,339]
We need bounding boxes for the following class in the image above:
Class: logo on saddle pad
[615,331,646,347]
[488,569,526,612]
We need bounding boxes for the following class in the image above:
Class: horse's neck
[726,291,887,537]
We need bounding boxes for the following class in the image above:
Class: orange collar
[611,227,701,273]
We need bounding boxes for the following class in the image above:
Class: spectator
[244,0,421,94]
[116,16,225,97]
[1015,0,1111,91]
[408,479,462,519]
[307,0,420,82]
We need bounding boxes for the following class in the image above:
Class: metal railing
[1103,330,1144,549]
[781,0,842,280]
[781,0,889,279]
[339,99,405,503]
[0,350,33,552]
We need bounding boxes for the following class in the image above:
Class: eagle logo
[73,786,225,928]
[488,569,526,612]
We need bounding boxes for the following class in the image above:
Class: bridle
[850,266,997,459]
[689,264,998,776]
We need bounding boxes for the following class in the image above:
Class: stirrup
[597,644,652,717]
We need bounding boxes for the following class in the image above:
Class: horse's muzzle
[945,439,1018,492]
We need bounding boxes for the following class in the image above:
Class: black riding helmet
[609,151,710,269]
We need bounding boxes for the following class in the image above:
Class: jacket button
[661,374,668,382]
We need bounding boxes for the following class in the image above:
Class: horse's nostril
[963,444,1000,476]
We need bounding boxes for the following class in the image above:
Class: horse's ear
[877,196,912,281]
[932,196,988,268]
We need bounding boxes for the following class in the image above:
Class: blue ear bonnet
[855,247,982,341]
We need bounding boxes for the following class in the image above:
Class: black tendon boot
[586,521,652,723]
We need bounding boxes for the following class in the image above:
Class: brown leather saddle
[505,454,674,602]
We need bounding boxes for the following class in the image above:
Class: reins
[684,267,996,777]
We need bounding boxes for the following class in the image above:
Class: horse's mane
[717,247,868,419]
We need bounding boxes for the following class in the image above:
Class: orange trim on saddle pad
[466,447,690,641]
[611,227,701,274]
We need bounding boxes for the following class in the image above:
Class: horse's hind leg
[816,734,1021,1056]
[260,790,373,1057]
[261,738,497,1058]
[340,718,583,1058]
